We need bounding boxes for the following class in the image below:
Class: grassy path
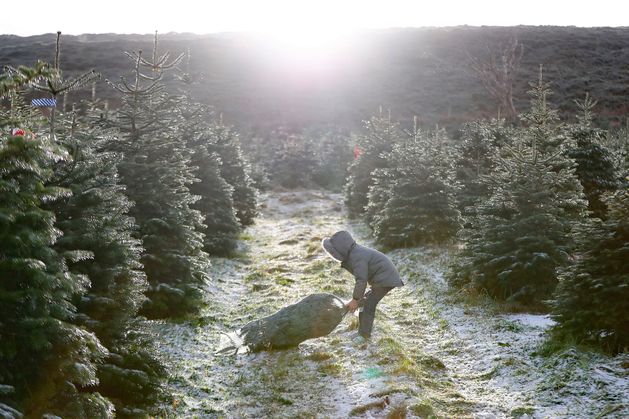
[151,190,628,418]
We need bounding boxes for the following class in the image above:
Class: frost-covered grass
[149,189,628,418]
[387,247,629,418]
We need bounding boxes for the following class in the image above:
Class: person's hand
[345,299,359,313]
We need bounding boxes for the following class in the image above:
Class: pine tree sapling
[107,34,210,318]
[455,119,509,214]
[367,127,462,247]
[605,126,629,180]
[552,186,629,353]
[240,134,272,191]
[47,108,164,414]
[452,146,586,305]
[0,61,52,98]
[345,112,401,217]
[189,149,240,256]
[263,129,318,188]
[209,121,258,226]
[122,143,210,318]
[308,128,353,190]
[567,94,619,219]
[26,32,99,137]
[0,129,111,417]
[450,69,588,306]
[364,166,395,230]
[172,97,241,255]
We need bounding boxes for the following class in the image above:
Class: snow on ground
[388,246,628,418]
[503,314,556,329]
[150,189,628,418]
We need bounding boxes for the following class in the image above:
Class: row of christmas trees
[345,68,628,354]
[0,33,257,418]
[244,127,354,191]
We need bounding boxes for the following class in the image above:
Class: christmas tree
[262,128,318,189]
[238,133,272,191]
[0,91,111,416]
[455,119,510,214]
[106,33,210,318]
[171,96,241,255]
[0,61,51,97]
[46,106,165,415]
[192,151,240,255]
[551,185,629,353]
[175,53,256,230]
[23,32,99,138]
[364,166,394,229]
[610,128,629,179]
[366,123,461,247]
[307,128,353,190]
[566,94,619,219]
[208,119,258,226]
[345,111,401,217]
[450,69,588,305]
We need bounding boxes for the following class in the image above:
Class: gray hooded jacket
[322,231,403,300]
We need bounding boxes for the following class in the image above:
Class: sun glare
[254,18,358,71]
[265,26,352,50]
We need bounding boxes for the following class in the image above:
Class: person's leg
[358,287,393,338]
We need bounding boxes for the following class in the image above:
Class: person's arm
[352,259,368,301]
[346,261,368,312]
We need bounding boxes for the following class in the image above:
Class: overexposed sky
[1,0,628,36]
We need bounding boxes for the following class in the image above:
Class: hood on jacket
[322,231,356,262]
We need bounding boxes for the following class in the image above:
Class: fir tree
[366,123,462,247]
[551,186,629,353]
[45,106,165,415]
[308,128,353,190]
[364,166,394,229]
[265,129,318,189]
[209,119,258,226]
[0,61,51,97]
[566,94,619,219]
[607,126,629,179]
[455,119,510,214]
[239,134,272,191]
[450,69,588,305]
[106,33,210,318]
[174,50,256,225]
[192,150,240,255]
[345,111,401,217]
[24,32,99,137]
[171,95,241,255]
[0,105,110,417]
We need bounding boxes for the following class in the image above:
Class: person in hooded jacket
[322,230,404,340]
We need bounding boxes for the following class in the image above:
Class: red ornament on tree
[12,128,26,136]
[354,145,362,160]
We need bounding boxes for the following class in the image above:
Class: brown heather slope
[2,26,629,134]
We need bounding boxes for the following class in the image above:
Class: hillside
[2,26,629,133]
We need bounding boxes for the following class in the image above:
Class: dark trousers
[358,287,394,338]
